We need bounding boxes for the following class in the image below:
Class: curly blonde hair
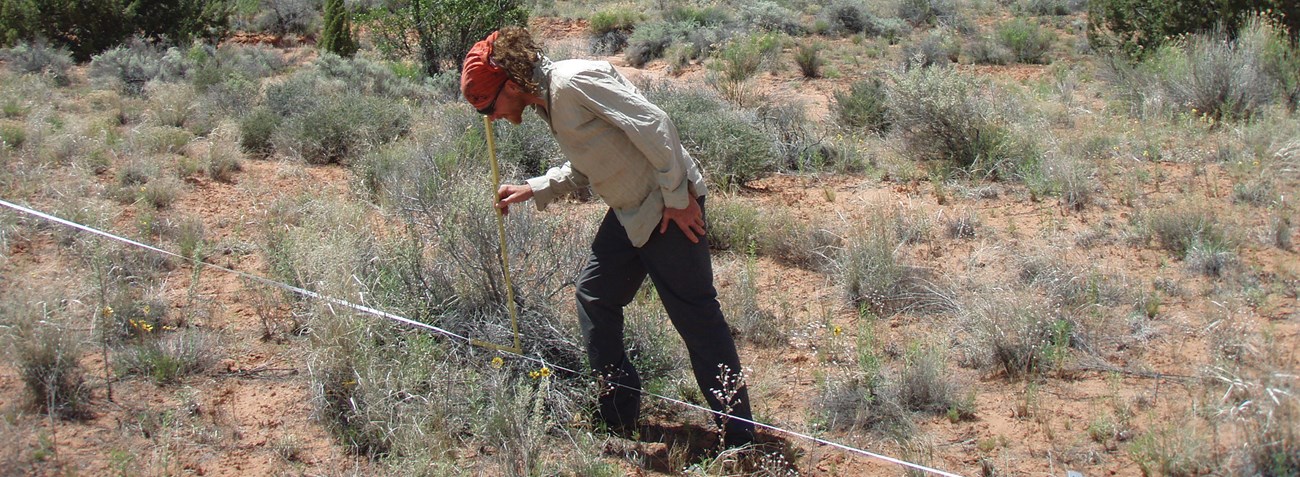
[492,26,543,95]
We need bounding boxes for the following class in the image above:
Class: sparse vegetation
[0,2,1296,476]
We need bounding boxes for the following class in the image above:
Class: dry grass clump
[116,327,220,384]
[718,256,786,347]
[2,293,90,419]
[836,212,955,317]
[959,290,1073,379]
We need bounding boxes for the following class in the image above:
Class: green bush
[272,92,411,165]
[239,107,280,156]
[367,0,527,77]
[624,21,686,67]
[889,64,1034,177]
[116,328,219,384]
[837,218,953,316]
[0,121,24,149]
[997,18,1055,64]
[1142,209,1230,259]
[1088,0,1299,59]
[902,28,961,67]
[0,0,230,61]
[647,84,777,189]
[969,35,1015,65]
[10,314,88,418]
[589,7,643,35]
[319,0,358,58]
[795,42,824,78]
[833,78,891,133]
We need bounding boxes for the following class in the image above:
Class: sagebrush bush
[902,28,961,68]
[0,41,73,85]
[895,341,964,415]
[624,21,687,67]
[645,83,777,189]
[740,1,805,35]
[1142,209,1230,259]
[239,107,281,156]
[144,82,197,128]
[272,92,410,165]
[1107,15,1297,120]
[89,39,193,95]
[997,18,1055,64]
[814,374,912,434]
[969,35,1015,65]
[889,64,1032,177]
[899,0,958,27]
[833,78,892,133]
[961,292,1072,379]
[495,112,561,177]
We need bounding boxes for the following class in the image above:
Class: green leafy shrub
[997,18,1055,64]
[365,0,527,76]
[833,78,891,133]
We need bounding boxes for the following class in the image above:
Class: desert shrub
[740,1,804,35]
[1088,0,1298,59]
[495,112,561,177]
[366,0,527,77]
[895,341,966,416]
[89,39,193,95]
[902,28,961,67]
[252,0,320,37]
[719,257,785,347]
[837,217,954,316]
[624,21,686,67]
[1141,209,1231,260]
[1127,418,1219,476]
[647,84,777,189]
[833,78,892,133]
[589,7,643,36]
[962,292,1073,379]
[203,130,243,182]
[0,41,73,85]
[758,99,837,172]
[968,35,1015,65]
[814,374,912,434]
[117,328,219,384]
[997,18,1055,64]
[899,0,958,27]
[144,82,198,128]
[711,32,781,105]
[795,42,824,78]
[9,311,88,418]
[706,197,760,252]
[889,63,1034,177]
[0,121,24,149]
[319,0,358,58]
[1019,0,1074,16]
[1024,151,1096,209]
[272,92,410,164]
[239,107,280,156]
[1111,17,1294,121]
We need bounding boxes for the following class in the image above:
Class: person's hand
[496,184,534,214]
[659,195,705,243]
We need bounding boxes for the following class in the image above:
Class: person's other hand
[659,195,704,243]
[496,184,534,214]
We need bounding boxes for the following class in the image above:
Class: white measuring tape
[0,197,965,477]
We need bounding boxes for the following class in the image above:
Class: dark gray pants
[576,199,754,445]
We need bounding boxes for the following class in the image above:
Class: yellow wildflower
[832,325,843,336]
[528,370,540,379]
[539,367,552,378]
[490,357,504,369]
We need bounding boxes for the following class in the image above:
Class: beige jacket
[524,59,708,247]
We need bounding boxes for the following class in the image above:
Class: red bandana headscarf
[461,31,508,111]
